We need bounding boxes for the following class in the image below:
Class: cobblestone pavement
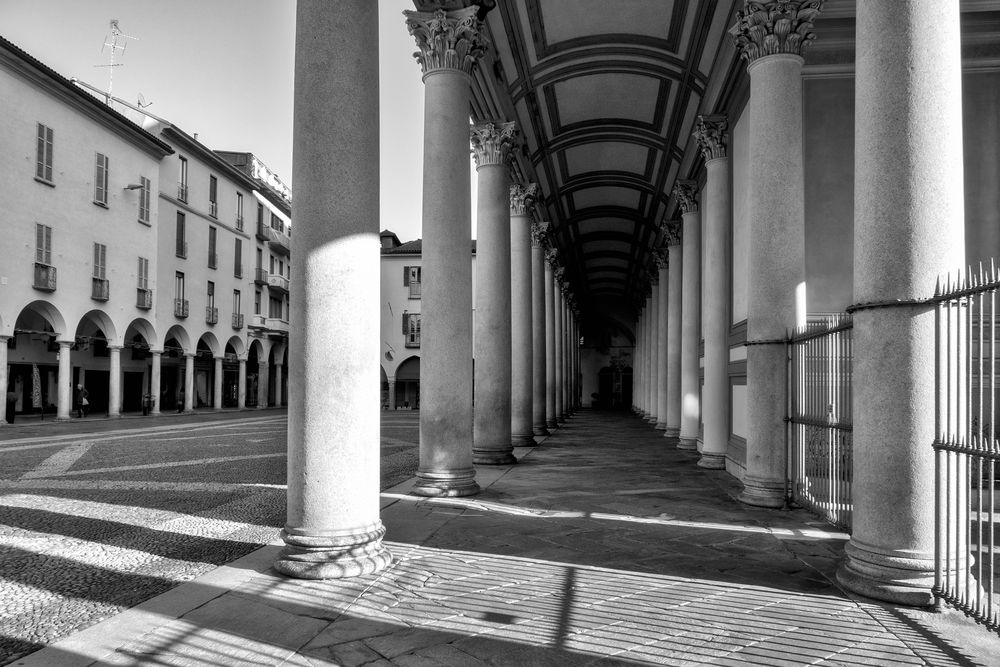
[14,410,1000,666]
[0,409,419,665]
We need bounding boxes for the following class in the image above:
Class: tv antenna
[137,92,152,108]
[95,19,138,105]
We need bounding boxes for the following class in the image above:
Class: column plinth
[835,0,964,605]
[696,116,731,470]
[276,0,390,578]
[664,229,683,440]
[530,223,549,436]
[408,4,485,494]
[675,183,701,451]
[510,182,537,447]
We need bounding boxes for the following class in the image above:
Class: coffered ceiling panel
[552,73,661,128]
[571,187,642,212]
[563,142,650,179]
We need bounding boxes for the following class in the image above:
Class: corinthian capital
[652,248,668,269]
[509,182,538,216]
[694,115,728,161]
[545,247,560,268]
[471,121,518,168]
[531,221,550,248]
[730,1,824,64]
[673,181,699,214]
[664,220,683,246]
[405,6,489,77]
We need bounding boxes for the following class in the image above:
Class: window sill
[137,219,152,227]
[34,176,55,188]
[93,200,109,209]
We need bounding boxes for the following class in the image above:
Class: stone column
[275,0,391,580]
[57,341,71,420]
[554,273,565,422]
[406,4,486,495]
[674,182,701,450]
[214,357,224,410]
[509,181,537,447]
[0,336,8,424]
[695,115,731,469]
[150,350,162,415]
[237,358,246,409]
[836,0,964,606]
[654,250,669,429]
[472,123,519,465]
[184,353,195,412]
[731,2,813,505]
[646,277,660,424]
[257,362,269,408]
[664,223,683,439]
[108,345,122,417]
[544,250,558,429]
[274,362,284,406]
[530,222,549,435]
[387,379,396,410]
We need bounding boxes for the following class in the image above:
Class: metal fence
[934,271,999,634]
[788,314,854,530]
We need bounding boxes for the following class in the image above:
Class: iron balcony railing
[232,313,244,330]
[209,201,218,218]
[177,182,188,202]
[205,306,218,325]
[136,288,152,310]
[409,280,422,299]
[933,268,1000,636]
[256,220,269,241]
[254,267,268,284]
[235,215,244,231]
[32,262,56,291]
[91,277,109,301]
[788,314,854,531]
[174,298,189,318]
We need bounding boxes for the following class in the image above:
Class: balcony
[267,227,291,255]
[236,215,244,232]
[409,281,422,299]
[91,277,109,301]
[254,267,268,285]
[208,252,217,269]
[267,273,290,294]
[256,220,269,241]
[205,306,218,325]
[209,201,218,219]
[32,262,57,291]
[136,288,153,310]
[249,314,266,329]
[177,182,188,202]
[176,241,188,259]
[174,298,189,318]
[265,317,290,334]
[232,313,245,330]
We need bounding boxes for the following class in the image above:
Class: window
[206,281,217,323]
[138,176,151,223]
[236,192,244,230]
[256,248,263,269]
[278,259,284,277]
[254,289,261,315]
[404,265,422,298]
[404,312,421,348]
[175,272,185,300]
[35,223,52,264]
[92,243,109,300]
[257,202,264,225]
[268,296,283,319]
[137,257,149,289]
[269,254,275,274]
[209,175,218,218]
[233,289,241,313]
[176,212,187,258]
[207,281,215,308]
[36,123,54,182]
[208,226,218,269]
[178,156,188,201]
[94,153,109,205]
[234,238,243,278]
[270,211,281,231]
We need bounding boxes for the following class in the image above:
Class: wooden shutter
[403,266,410,286]
[402,312,409,335]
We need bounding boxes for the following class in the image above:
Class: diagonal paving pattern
[20,410,997,666]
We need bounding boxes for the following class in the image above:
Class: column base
[275,522,392,579]
[836,540,936,607]
[411,468,480,497]
[654,421,667,430]
[533,425,550,436]
[512,434,537,447]
[646,416,657,424]
[697,453,726,469]
[473,450,518,465]
[546,419,558,430]
[663,427,680,439]
[677,437,698,451]
[737,476,786,508]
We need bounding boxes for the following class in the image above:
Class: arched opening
[122,318,157,413]
[222,337,244,408]
[596,364,633,410]
[195,336,217,408]
[161,325,190,412]
[246,342,262,408]
[395,356,420,409]
[8,301,66,419]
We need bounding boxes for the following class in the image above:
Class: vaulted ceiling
[463,0,747,320]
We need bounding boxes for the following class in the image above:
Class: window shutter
[402,312,409,335]
[403,266,410,286]
[35,224,44,263]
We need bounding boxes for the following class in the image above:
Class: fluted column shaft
[665,239,683,438]
[544,258,557,429]
[836,0,964,606]
[655,260,669,428]
[530,228,549,435]
[697,120,732,468]
[408,5,485,494]
[275,0,391,579]
[510,185,535,447]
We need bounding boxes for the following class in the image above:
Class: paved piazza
[0,410,419,665]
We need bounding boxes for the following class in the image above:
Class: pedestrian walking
[74,383,89,418]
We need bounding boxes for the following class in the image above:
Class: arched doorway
[395,356,420,409]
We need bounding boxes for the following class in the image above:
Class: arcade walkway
[20,411,996,666]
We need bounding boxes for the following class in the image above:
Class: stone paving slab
[14,410,1000,666]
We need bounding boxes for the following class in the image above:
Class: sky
[0,0,468,243]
